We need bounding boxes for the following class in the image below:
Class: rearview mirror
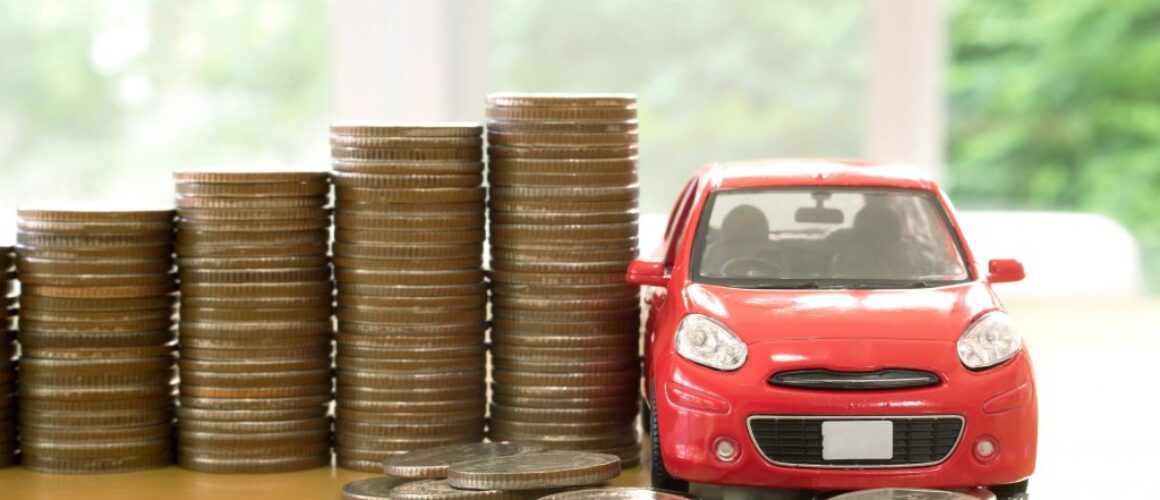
[795,207,844,225]
[626,259,668,287]
[987,259,1025,284]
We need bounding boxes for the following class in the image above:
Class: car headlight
[957,311,1023,369]
[675,314,747,371]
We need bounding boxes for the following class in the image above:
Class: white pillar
[333,0,491,122]
[866,0,946,178]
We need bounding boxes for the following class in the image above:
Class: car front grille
[769,369,940,390]
[748,416,964,468]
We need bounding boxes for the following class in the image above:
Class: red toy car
[628,159,1036,498]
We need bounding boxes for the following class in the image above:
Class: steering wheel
[720,256,785,278]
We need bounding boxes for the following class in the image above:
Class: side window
[664,180,699,268]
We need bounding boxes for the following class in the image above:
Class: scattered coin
[391,479,552,500]
[342,476,418,500]
[447,451,621,490]
[384,442,549,478]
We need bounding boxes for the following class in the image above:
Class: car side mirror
[626,259,669,287]
[987,259,1025,284]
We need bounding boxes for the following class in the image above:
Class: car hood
[681,282,999,344]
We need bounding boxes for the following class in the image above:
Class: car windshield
[692,187,970,288]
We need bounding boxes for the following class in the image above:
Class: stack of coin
[1,246,15,468]
[15,209,177,473]
[330,123,488,472]
[485,94,642,464]
[173,170,333,473]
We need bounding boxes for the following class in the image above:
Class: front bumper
[652,339,1037,491]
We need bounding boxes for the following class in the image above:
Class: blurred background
[0,0,1157,497]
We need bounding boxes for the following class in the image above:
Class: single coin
[335,369,482,390]
[178,334,330,350]
[487,120,638,135]
[333,242,481,261]
[490,185,638,203]
[491,357,639,375]
[332,172,482,189]
[487,158,640,176]
[332,160,483,176]
[179,383,332,399]
[487,131,637,147]
[179,294,332,310]
[20,408,173,429]
[16,243,174,260]
[337,343,484,360]
[176,441,331,460]
[331,147,480,162]
[342,476,417,500]
[177,319,332,336]
[447,451,621,491]
[178,281,333,297]
[333,432,484,452]
[179,305,332,322]
[178,368,332,388]
[19,307,174,324]
[179,394,331,411]
[385,442,548,478]
[19,343,173,360]
[487,420,632,437]
[177,207,331,221]
[175,181,330,198]
[538,488,696,500]
[173,170,329,184]
[18,272,175,288]
[17,208,175,223]
[491,333,637,349]
[20,316,176,334]
[335,419,484,439]
[176,228,329,247]
[19,437,173,459]
[490,283,639,300]
[334,255,480,271]
[175,196,328,210]
[488,171,637,188]
[490,211,638,226]
[178,345,331,362]
[20,283,176,300]
[335,354,481,373]
[336,293,485,309]
[174,242,329,258]
[487,94,636,108]
[17,329,173,349]
[15,218,173,235]
[488,198,637,214]
[175,406,327,422]
[17,231,173,249]
[19,356,173,374]
[828,490,984,500]
[487,145,638,161]
[337,186,485,205]
[177,417,329,434]
[20,451,173,474]
[486,107,636,122]
[177,254,330,270]
[334,228,484,245]
[330,135,482,149]
[488,405,637,425]
[336,269,483,286]
[17,395,172,413]
[391,479,551,500]
[485,428,638,450]
[489,383,637,400]
[337,323,484,339]
[334,407,482,426]
[330,122,483,137]
[19,422,173,442]
[17,256,173,275]
[336,305,483,324]
[490,307,638,323]
[178,453,329,473]
[491,296,637,312]
[176,217,331,232]
[336,210,483,230]
[490,224,636,243]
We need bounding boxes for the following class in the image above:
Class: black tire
[990,479,1029,500]
[649,390,689,493]
[641,397,652,435]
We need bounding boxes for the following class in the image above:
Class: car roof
[698,158,941,192]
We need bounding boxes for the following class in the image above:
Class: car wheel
[990,479,1029,500]
[649,390,689,493]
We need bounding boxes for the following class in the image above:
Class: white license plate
[821,420,894,460]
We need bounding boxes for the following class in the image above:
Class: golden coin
[177,207,331,221]
[329,135,483,149]
[487,131,637,147]
[175,181,330,198]
[337,186,485,205]
[175,196,329,210]
[487,93,636,108]
[330,122,482,137]
[486,106,636,122]
[331,172,482,189]
[332,160,484,175]
[487,145,638,160]
[17,208,175,223]
[173,170,329,184]
[331,147,480,162]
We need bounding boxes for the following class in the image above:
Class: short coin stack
[173,170,334,473]
[485,94,643,464]
[15,209,177,473]
[330,123,488,471]
[1,247,16,468]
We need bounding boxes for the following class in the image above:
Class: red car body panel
[637,159,1037,491]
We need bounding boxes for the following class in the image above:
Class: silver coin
[830,489,987,500]
[342,476,417,500]
[447,451,621,490]
[390,479,550,500]
[384,441,548,478]
[539,488,696,500]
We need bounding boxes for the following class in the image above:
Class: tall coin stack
[173,171,334,473]
[15,209,177,473]
[1,246,16,468]
[485,94,643,465]
[330,123,488,472]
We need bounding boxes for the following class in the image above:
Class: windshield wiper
[742,280,823,289]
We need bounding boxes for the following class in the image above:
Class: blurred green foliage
[948,0,1160,291]
[492,0,868,214]
[0,0,330,210]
